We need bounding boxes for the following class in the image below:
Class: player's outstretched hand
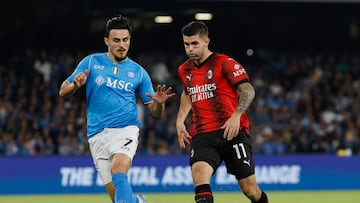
[146,84,176,104]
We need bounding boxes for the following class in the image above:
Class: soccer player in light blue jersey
[59,15,175,203]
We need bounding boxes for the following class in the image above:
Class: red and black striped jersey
[178,53,251,136]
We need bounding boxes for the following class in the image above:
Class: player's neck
[107,53,127,64]
[197,50,213,65]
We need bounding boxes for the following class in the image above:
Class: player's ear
[104,37,109,46]
[204,37,210,46]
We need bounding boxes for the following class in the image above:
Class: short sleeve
[138,68,155,104]
[66,55,91,83]
[222,57,250,87]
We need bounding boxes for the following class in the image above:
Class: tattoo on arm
[235,82,255,114]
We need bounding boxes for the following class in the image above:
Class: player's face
[104,29,131,62]
[183,34,209,64]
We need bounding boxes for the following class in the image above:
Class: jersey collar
[194,52,215,68]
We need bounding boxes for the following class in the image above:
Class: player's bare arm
[59,69,89,97]
[222,82,255,140]
[176,91,192,148]
[235,82,255,114]
[146,84,176,117]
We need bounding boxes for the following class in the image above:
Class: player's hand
[146,84,176,104]
[74,69,89,88]
[221,112,241,140]
[176,122,191,148]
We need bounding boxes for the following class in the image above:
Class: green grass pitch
[0,190,359,203]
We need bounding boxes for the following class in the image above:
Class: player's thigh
[88,131,113,185]
[88,126,139,184]
[190,131,223,174]
[107,126,140,161]
[222,130,255,179]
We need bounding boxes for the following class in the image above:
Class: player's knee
[194,184,213,203]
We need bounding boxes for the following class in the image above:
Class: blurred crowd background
[0,0,359,156]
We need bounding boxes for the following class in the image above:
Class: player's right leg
[89,127,144,203]
[104,182,115,202]
[88,130,115,202]
[190,131,224,203]
[191,161,214,203]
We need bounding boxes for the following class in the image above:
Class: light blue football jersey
[66,53,155,138]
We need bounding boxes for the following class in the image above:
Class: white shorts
[88,126,139,185]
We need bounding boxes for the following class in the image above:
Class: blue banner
[0,155,359,194]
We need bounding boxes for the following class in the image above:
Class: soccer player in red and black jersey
[176,21,269,203]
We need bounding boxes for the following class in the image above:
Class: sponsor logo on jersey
[232,64,246,77]
[106,78,134,92]
[94,75,134,92]
[95,75,105,86]
[187,83,216,102]
[94,64,104,70]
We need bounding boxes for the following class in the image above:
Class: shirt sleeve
[66,55,91,83]
[177,64,188,95]
[222,57,250,87]
[138,68,155,104]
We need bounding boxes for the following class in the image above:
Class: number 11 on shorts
[233,143,247,159]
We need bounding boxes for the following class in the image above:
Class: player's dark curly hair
[104,15,133,37]
[181,21,208,37]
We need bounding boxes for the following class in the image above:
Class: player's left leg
[222,130,269,203]
[105,126,143,203]
[111,157,146,203]
[104,182,145,203]
[238,175,268,203]
[135,193,146,203]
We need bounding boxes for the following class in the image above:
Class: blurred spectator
[150,57,171,83]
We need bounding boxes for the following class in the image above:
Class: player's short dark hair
[181,21,209,37]
[104,15,133,37]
